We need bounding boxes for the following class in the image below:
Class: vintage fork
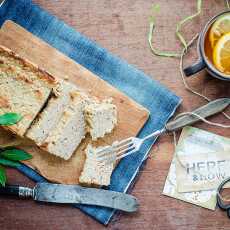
[97,98,230,163]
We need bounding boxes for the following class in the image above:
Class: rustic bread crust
[0,45,56,85]
[0,45,118,163]
[0,45,57,136]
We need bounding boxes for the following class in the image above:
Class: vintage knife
[0,183,139,212]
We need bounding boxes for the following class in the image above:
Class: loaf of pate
[0,45,118,161]
[0,45,56,136]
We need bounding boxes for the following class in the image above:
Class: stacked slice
[26,81,88,160]
[26,80,118,160]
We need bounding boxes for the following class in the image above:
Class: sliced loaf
[0,45,56,136]
[26,80,79,145]
[26,81,88,160]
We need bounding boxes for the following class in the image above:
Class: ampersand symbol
[193,175,198,181]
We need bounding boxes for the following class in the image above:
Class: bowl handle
[183,58,206,77]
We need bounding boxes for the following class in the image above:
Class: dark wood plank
[0,0,229,229]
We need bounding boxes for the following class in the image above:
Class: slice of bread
[40,98,86,160]
[27,81,88,160]
[84,100,117,140]
[0,45,56,136]
[79,144,115,186]
[26,80,79,145]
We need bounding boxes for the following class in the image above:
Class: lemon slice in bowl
[213,32,230,75]
[209,13,230,49]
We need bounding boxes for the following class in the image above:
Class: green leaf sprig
[0,149,32,186]
[0,111,31,186]
[0,113,22,126]
[0,165,6,187]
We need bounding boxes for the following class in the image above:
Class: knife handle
[0,184,33,198]
[0,184,19,196]
[165,98,230,132]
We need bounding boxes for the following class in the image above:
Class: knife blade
[0,183,139,212]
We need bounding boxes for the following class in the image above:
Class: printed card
[176,151,230,192]
[175,126,230,192]
[163,126,230,210]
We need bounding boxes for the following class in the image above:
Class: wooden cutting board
[0,20,149,184]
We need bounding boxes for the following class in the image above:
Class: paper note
[176,151,230,192]
[162,154,217,210]
[162,126,230,210]
[175,127,230,192]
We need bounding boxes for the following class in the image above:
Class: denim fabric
[0,0,181,225]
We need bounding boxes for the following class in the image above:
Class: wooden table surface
[0,0,230,229]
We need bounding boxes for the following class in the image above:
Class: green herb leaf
[1,149,32,161]
[0,166,6,186]
[0,158,20,167]
[0,113,22,126]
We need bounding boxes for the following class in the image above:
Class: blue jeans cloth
[0,0,181,225]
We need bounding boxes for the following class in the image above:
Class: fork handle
[165,98,230,132]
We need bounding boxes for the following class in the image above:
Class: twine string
[178,34,230,131]
[158,0,230,192]
[173,33,230,171]
[175,112,230,128]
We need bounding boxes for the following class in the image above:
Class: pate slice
[79,144,115,186]
[84,99,117,140]
[40,97,86,160]
[26,80,88,160]
[26,80,81,145]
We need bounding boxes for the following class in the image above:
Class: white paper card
[176,152,230,192]
[162,126,230,210]
[175,126,230,192]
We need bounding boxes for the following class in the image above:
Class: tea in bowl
[184,11,230,81]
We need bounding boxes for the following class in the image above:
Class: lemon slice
[209,13,230,49]
[213,32,230,75]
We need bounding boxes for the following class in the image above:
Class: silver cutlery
[0,183,139,212]
[97,98,230,163]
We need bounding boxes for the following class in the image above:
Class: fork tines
[96,137,135,163]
